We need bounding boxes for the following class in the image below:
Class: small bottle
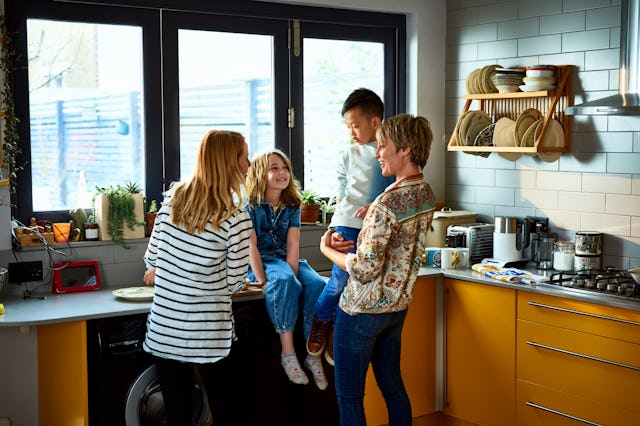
[553,241,575,271]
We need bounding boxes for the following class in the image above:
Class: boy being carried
[306,88,394,365]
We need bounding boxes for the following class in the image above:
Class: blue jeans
[314,226,360,322]
[248,256,325,339]
[334,308,411,426]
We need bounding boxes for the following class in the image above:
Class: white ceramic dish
[519,84,555,92]
[112,286,155,301]
[522,76,555,85]
[526,65,556,77]
[630,268,640,284]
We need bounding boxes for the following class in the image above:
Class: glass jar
[84,222,99,241]
[553,240,575,271]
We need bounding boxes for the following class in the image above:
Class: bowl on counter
[630,268,640,284]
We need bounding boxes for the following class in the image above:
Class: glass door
[291,21,402,196]
[161,12,289,184]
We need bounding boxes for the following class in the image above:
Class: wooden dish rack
[447,65,573,156]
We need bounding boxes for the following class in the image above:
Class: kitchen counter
[1,266,638,327]
[438,266,640,312]
[0,285,266,327]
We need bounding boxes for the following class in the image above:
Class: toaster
[446,223,494,265]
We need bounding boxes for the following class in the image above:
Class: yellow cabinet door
[38,321,89,426]
[517,380,640,426]
[517,319,640,413]
[364,276,438,425]
[443,279,516,426]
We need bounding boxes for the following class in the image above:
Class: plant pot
[300,204,321,223]
[145,212,157,236]
[94,193,145,241]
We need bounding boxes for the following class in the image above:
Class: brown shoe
[306,316,330,356]
[324,324,334,366]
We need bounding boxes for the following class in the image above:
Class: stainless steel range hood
[565,0,640,115]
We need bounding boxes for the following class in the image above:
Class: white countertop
[0,285,266,327]
[1,267,638,327]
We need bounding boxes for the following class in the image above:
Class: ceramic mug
[441,247,469,269]
[441,248,459,269]
[425,247,442,267]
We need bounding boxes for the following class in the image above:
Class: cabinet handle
[527,301,640,326]
[526,341,640,372]
[525,402,601,425]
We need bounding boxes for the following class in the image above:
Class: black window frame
[5,0,406,224]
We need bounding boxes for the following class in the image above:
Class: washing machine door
[125,364,210,426]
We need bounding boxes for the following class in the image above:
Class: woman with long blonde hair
[245,149,328,390]
[142,130,253,425]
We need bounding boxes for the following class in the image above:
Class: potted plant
[320,196,337,225]
[94,180,145,246]
[145,198,159,236]
[300,189,321,223]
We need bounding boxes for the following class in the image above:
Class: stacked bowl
[490,68,525,93]
[520,65,556,91]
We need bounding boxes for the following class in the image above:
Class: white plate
[113,286,155,301]
[519,84,555,92]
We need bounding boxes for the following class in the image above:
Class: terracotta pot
[145,212,157,236]
[300,204,320,223]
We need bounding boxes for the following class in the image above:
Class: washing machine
[86,313,209,425]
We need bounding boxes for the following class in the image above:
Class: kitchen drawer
[517,319,640,413]
[516,380,640,426]
[517,291,640,344]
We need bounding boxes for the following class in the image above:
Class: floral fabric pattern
[340,175,435,314]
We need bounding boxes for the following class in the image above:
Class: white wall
[445,0,640,269]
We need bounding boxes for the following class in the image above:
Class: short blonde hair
[376,114,432,168]
[245,149,302,208]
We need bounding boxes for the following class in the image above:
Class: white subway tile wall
[446,0,640,269]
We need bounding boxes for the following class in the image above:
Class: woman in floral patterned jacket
[319,113,436,426]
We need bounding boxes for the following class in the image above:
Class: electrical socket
[8,261,44,283]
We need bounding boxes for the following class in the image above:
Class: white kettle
[493,217,529,262]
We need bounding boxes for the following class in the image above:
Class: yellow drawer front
[517,319,640,412]
[517,380,640,426]
[517,291,640,344]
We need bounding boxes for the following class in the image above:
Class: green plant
[69,208,88,239]
[147,199,158,213]
[0,15,22,202]
[300,189,321,205]
[95,182,144,246]
[320,196,337,214]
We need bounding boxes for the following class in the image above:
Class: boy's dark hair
[341,88,384,119]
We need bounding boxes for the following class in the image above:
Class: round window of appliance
[125,364,210,426]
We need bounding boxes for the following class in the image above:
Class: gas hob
[545,268,640,301]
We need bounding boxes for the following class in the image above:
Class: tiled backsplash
[445,0,640,269]
[0,226,331,299]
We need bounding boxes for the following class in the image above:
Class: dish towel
[471,263,550,284]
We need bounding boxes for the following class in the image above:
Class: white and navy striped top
[143,203,252,364]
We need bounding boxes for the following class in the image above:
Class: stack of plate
[453,110,492,157]
[520,65,557,91]
[465,64,502,94]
